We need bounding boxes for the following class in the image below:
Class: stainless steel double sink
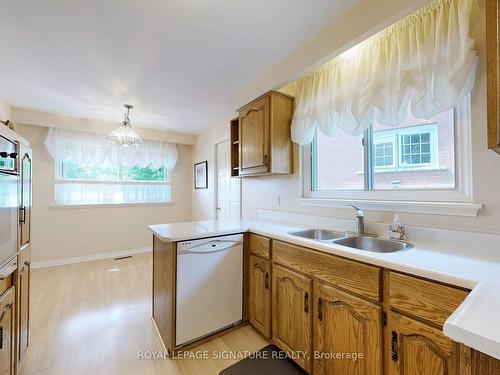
[288,229,413,253]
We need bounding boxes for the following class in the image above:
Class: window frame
[301,96,473,204]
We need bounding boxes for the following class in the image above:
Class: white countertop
[148,217,500,359]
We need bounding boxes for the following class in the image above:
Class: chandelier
[106,104,143,147]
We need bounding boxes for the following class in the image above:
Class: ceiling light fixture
[106,104,143,147]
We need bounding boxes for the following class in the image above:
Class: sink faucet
[347,205,376,237]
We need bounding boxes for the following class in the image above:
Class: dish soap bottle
[389,214,406,241]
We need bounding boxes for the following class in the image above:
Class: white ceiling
[0,0,356,134]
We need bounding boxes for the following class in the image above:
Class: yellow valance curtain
[291,0,478,145]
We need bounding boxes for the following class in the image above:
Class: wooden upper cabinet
[236,91,294,176]
[272,265,312,372]
[239,96,270,175]
[387,312,467,375]
[248,255,271,338]
[487,0,500,153]
[313,281,382,375]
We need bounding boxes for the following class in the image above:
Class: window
[45,128,177,206]
[61,160,166,181]
[304,98,471,203]
[373,134,395,169]
[54,159,172,206]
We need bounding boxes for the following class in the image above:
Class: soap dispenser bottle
[389,214,406,241]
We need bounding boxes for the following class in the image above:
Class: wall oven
[0,134,19,271]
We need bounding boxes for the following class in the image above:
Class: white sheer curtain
[291,0,478,145]
[44,128,178,205]
[44,128,178,169]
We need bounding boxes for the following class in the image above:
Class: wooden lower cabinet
[272,265,312,372]
[245,236,500,375]
[313,281,383,375]
[0,286,15,375]
[387,312,466,375]
[17,246,31,364]
[249,255,271,338]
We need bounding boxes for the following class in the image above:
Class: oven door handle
[0,258,17,280]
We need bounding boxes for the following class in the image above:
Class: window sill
[51,202,173,209]
[356,166,448,175]
[296,197,482,217]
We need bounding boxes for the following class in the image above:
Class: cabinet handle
[304,292,309,313]
[19,206,26,224]
[391,331,399,362]
[317,297,323,321]
[264,272,269,290]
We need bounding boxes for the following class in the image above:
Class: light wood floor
[21,253,267,375]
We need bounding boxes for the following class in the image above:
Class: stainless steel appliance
[0,133,19,271]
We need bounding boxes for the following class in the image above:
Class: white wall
[17,124,193,264]
[0,98,10,121]
[191,123,228,220]
[192,3,500,235]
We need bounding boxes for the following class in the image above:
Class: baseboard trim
[32,247,152,269]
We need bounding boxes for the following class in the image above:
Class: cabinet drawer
[248,233,270,259]
[273,240,381,302]
[388,272,469,326]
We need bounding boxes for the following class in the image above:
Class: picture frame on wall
[194,161,208,189]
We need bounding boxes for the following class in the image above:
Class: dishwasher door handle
[177,240,241,254]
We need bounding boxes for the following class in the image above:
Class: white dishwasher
[176,233,243,346]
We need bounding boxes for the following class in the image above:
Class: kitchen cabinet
[19,145,32,248]
[313,281,382,375]
[17,143,32,365]
[235,91,293,177]
[386,312,464,375]
[272,265,312,372]
[248,233,270,259]
[487,0,500,153]
[0,286,15,375]
[248,255,271,338]
[243,234,500,374]
[17,246,30,364]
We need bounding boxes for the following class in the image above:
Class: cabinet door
[0,287,15,375]
[20,147,32,248]
[313,281,382,375]
[387,312,462,375]
[272,265,312,372]
[239,96,270,175]
[17,246,31,363]
[248,255,271,338]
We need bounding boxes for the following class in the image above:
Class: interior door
[272,265,312,372]
[20,147,32,248]
[239,96,270,175]
[313,281,382,375]
[216,140,240,220]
